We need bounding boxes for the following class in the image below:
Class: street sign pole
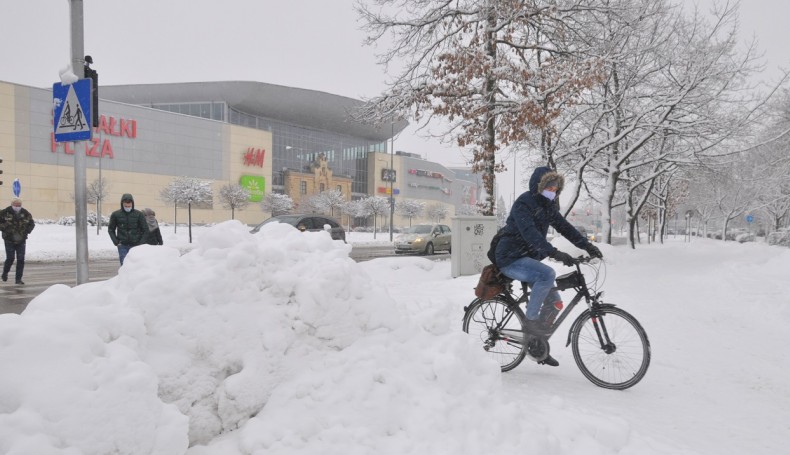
[70,0,89,284]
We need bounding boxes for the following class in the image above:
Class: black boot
[538,355,559,367]
[524,318,550,336]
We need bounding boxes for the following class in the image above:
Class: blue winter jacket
[495,166,591,268]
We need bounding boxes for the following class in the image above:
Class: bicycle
[462,257,651,390]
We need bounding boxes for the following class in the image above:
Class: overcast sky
[2,0,788,204]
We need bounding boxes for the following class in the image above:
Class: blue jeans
[500,256,561,320]
[117,244,133,265]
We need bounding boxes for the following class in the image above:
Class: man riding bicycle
[495,166,602,367]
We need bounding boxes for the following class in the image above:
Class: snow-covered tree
[496,195,508,228]
[86,176,109,234]
[426,203,449,223]
[310,189,346,217]
[159,184,181,233]
[395,199,424,227]
[361,196,390,239]
[161,177,213,243]
[217,184,250,220]
[261,193,294,217]
[341,199,368,233]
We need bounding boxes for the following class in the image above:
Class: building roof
[100,81,407,141]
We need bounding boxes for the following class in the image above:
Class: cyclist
[495,166,602,366]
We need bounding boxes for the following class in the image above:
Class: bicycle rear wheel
[569,306,650,390]
[462,298,527,372]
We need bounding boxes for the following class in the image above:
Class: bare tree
[217,184,251,220]
[555,1,777,246]
[355,0,604,216]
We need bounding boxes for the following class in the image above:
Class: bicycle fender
[565,303,618,347]
[462,298,482,319]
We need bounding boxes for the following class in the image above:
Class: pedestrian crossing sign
[53,79,93,142]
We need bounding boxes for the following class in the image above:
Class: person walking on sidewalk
[142,208,163,245]
[108,193,147,265]
[0,197,35,285]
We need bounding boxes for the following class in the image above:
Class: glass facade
[150,102,226,121]
[150,102,387,198]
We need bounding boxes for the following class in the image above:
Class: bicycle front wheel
[462,298,527,372]
[569,306,651,390]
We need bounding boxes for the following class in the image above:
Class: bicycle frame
[495,258,610,345]
[463,256,651,389]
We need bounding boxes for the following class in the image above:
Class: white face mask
[123,206,132,213]
[12,206,21,213]
[541,190,557,201]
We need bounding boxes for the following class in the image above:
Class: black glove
[585,244,603,258]
[549,249,575,266]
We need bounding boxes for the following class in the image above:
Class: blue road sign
[746,214,754,223]
[53,79,93,142]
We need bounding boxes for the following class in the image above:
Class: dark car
[251,214,346,242]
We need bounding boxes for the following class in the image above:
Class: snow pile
[1,221,674,454]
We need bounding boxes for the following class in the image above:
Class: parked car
[394,224,452,255]
[251,214,346,242]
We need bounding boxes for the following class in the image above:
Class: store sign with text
[50,114,137,158]
[240,175,266,202]
[243,147,266,168]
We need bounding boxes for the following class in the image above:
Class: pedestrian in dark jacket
[0,197,35,284]
[495,166,603,367]
[108,193,147,265]
[142,208,163,245]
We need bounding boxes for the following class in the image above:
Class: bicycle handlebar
[573,255,601,265]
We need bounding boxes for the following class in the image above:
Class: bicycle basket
[555,271,582,291]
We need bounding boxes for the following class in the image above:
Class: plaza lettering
[50,115,137,158]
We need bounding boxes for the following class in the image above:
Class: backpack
[487,228,506,265]
[474,263,507,300]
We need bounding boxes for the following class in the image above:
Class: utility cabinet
[450,216,499,278]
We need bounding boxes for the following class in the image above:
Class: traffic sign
[746,214,754,223]
[53,79,93,142]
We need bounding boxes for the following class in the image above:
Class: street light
[389,122,395,242]
[377,158,396,239]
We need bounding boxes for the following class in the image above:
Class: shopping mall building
[0,80,481,227]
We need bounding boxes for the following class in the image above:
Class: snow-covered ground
[1,222,788,454]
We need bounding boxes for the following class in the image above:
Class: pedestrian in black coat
[143,208,163,246]
[0,197,35,284]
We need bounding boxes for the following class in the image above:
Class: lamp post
[389,122,395,242]
[377,157,395,239]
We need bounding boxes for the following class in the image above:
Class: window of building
[336,185,342,193]
[319,183,325,192]
[300,181,307,195]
